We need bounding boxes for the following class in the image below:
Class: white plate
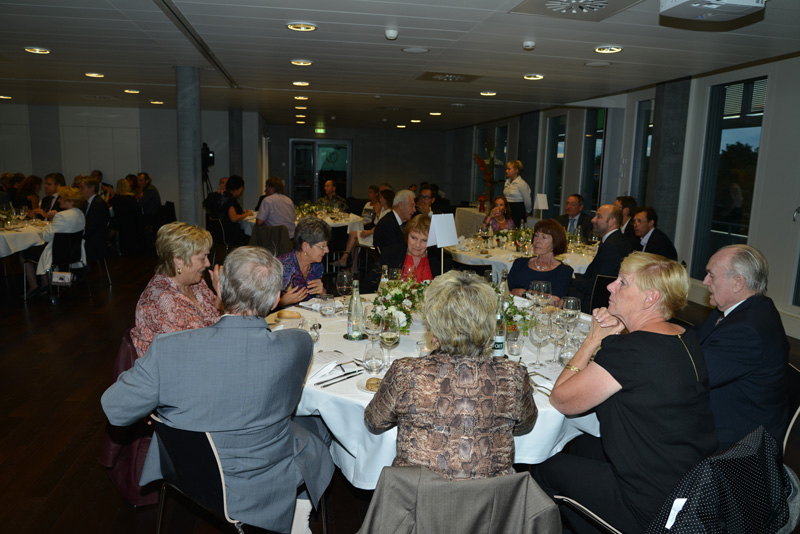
[356,375,382,394]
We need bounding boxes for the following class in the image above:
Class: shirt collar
[640,227,655,245]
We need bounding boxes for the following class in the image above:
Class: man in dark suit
[615,195,638,247]
[694,245,789,451]
[31,172,66,220]
[101,247,334,533]
[569,204,633,313]
[556,194,593,240]
[78,177,110,260]
[374,189,416,251]
[632,207,678,260]
[415,185,441,217]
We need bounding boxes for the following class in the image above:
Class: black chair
[783,363,800,457]
[249,225,292,257]
[27,230,92,303]
[86,220,112,285]
[151,416,275,534]
[589,274,616,311]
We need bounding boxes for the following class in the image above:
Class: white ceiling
[0,0,798,130]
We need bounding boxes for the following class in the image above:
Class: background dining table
[241,212,360,236]
[0,222,46,258]
[283,295,600,490]
[447,246,595,277]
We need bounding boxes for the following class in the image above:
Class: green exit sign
[315,128,326,134]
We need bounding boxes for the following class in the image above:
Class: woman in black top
[219,174,252,247]
[533,252,718,533]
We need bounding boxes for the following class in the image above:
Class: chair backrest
[590,274,616,311]
[151,418,227,519]
[645,426,791,534]
[248,225,292,256]
[358,466,561,534]
[783,363,800,458]
[51,231,84,267]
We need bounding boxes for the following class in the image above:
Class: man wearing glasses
[415,185,440,217]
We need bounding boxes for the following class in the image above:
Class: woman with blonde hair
[130,222,222,357]
[365,270,536,480]
[502,160,531,227]
[533,252,717,532]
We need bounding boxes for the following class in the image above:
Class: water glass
[319,294,336,317]
[507,338,525,357]
[363,343,385,374]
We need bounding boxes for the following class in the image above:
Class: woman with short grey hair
[277,216,332,306]
[365,270,537,480]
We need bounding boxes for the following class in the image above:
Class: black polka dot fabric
[646,426,791,533]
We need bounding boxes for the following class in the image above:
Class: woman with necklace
[278,216,331,306]
[481,195,515,232]
[507,219,573,300]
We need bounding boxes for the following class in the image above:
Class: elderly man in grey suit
[101,246,334,533]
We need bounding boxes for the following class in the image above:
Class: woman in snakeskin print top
[364,271,537,480]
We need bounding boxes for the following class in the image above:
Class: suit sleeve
[101,344,162,426]
[702,322,763,389]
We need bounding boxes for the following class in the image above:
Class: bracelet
[565,364,581,373]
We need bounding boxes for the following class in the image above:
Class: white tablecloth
[292,297,599,489]
[454,207,538,239]
[0,224,45,258]
[242,213,360,236]
[447,247,595,277]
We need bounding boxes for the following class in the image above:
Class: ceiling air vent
[512,0,644,21]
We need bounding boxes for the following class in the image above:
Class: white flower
[393,310,407,327]
[513,314,522,323]
[375,305,385,316]
[390,288,403,297]
[402,298,412,309]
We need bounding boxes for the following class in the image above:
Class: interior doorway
[289,139,352,204]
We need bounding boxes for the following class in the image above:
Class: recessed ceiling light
[410,119,421,123]
[296,121,306,124]
[294,96,309,101]
[296,114,306,118]
[401,47,429,54]
[0,95,12,100]
[287,22,316,32]
[291,59,313,66]
[429,112,442,116]
[293,81,310,87]
[523,74,545,81]
[150,100,164,105]
[480,91,497,96]
[584,61,611,67]
[24,47,50,54]
[295,106,307,110]
[85,72,105,78]
[124,89,140,94]
[594,45,622,54]
[397,125,406,128]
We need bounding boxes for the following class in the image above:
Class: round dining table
[283,295,600,490]
[0,222,46,258]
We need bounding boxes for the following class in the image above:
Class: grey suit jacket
[101,315,334,532]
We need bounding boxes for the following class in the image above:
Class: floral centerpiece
[502,294,531,337]
[371,279,429,334]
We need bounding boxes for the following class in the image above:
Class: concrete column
[228,108,243,177]
[649,77,691,237]
[176,65,202,225]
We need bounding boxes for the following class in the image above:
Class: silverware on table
[314,369,362,387]
[321,370,363,388]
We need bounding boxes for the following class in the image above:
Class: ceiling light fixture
[293,81,310,86]
[0,95,12,100]
[401,47,429,54]
[295,106,307,110]
[296,114,306,118]
[124,89,140,94]
[291,59,313,66]
[25,47,50,54]
[480,91,497,96]
[296,121,306,124]
[85,72,105,78]
[287,22,316,32]
[523,74,545,80]
[294,96,309,100]
[397,125,406,128]
[429,112,442,116]
[385,29,398,40]
[594,45,622,54]
[410,119,421,123]
[150,100,164,105]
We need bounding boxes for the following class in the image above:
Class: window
[690,77,767,279]
[580,108,606,212]
[543,115,566,219]
[631,99,654,205]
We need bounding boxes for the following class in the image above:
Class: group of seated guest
[373,189,416,251]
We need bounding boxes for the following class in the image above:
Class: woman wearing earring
[278,216,332,306]
[130,222,222,357]
[481,195,515,232]
[507,219,573,300]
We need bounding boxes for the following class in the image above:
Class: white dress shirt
[503,177,532,214]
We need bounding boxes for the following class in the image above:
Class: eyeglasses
[419,195,432,200]
[313,242,329,251]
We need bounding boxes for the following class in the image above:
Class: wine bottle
[347,280,363,340]
[493,294,506,358]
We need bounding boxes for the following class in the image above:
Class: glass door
[289,139,352,204]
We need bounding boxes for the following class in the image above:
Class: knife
[320,370,364,388]
[314,369,361,387]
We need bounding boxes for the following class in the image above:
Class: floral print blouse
[130,274,221,357]
[278,251,324,302]
[364,351,537,480]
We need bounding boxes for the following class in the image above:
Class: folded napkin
[299,298,344,312]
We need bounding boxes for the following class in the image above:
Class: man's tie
[568,219,576,234]
[715,311,724,326]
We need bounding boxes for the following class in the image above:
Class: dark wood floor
[2,250,797,533]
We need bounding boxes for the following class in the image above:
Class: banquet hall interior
[2,0,800,532]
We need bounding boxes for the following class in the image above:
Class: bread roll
[277,310,302,319]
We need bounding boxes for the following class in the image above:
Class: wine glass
[363,304,384,344]
[528,311,550,369]
[527,281,552,310]
[380,314,401,363]
[336,271,352,313]
[549,312,568,364]
[561,297,581,334]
